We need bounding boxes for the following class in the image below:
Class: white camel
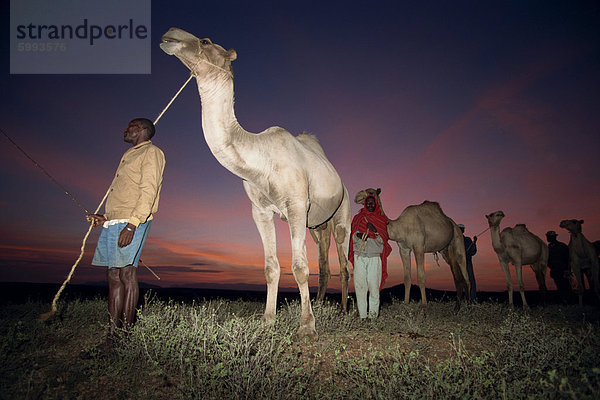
[559,219,600,305]
[160,28,351,339]
[355,189,470,309]
[485,211,548,307]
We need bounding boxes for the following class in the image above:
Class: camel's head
[559,219,584,234]
[160,28,237,78]
[354,188,381,205]
[485,210,505,227]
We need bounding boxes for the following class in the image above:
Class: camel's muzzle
[159,36,180,55]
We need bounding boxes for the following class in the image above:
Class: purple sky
[1,1,599,293]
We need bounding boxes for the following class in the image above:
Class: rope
[9,46,219,320]
[31,73,195,320]
[430,226,490,265]
[1,127,91,215]
[179,39,233,80]
[40,188,110,320]
[153,74,195,125]
[465,226,490,254]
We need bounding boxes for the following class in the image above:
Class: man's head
[546,230,558,242]
[458,223,465,233]
[135,118,155,139]
[365,195,376,212]
[124,118,155,144]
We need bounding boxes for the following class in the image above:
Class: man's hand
[86,214,106,228]
[366,222,377,233]
[118,223,136,248]
[473,235,478,243]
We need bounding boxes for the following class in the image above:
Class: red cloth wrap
[349,194,392,291]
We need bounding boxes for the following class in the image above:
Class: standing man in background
[459,224,478,303]
[87,118,165,346]
[546,230,571,304]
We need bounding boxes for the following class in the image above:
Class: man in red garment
[349,194,392,318]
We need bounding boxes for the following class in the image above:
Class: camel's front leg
[250,205,280,326]
[514,262,529,308]
[332,191,351,312]
[572,263,584,306]
[399,246,412,304]
[289,213,317,339]
[498,259,514,306]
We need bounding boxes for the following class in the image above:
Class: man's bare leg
[120,265,139,329]
[107,268,124,343]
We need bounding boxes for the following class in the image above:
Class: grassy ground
[1,291,599,399]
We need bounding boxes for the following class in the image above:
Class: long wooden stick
[358,217,370,254]
[140,259,160,280]
[36,74,193,320]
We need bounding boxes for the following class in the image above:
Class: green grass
[1,293,599,399]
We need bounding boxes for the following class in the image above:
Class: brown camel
[559,219,600,305]
[485,211,548,307]
[355,188,470,310]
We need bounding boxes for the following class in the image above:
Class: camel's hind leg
[591,256,600,302]
[310,222,332,304]
[514,263,529,308]
[498,259,514,306]
[399,246,413,304]
[573,265,584,306]
[531,263,547,305]
[332,192,351,312]
[441,248,467,311]
[443,225,470,310]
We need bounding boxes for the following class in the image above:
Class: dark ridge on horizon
[0,281,578,307]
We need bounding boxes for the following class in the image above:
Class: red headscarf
[349,194,392,291]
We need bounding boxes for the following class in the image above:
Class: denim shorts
[92,221,151,269]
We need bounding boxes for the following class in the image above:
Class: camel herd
[160,28,599,338]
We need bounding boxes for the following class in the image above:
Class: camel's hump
[296,132,326,158]
[419,200,441,207]
[405,200,442,212]
[514,224,529,232]
[503,224,531,236]
[401,201,449,219]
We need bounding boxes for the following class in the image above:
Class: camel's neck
[569,231,581,240]
[195,75,254,178]
[569,231,587,247]
[489,225,503,252]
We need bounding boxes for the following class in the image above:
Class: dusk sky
[1,1,599,294]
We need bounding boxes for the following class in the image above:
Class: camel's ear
[226,49,237,61]
[376,188,381,195]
